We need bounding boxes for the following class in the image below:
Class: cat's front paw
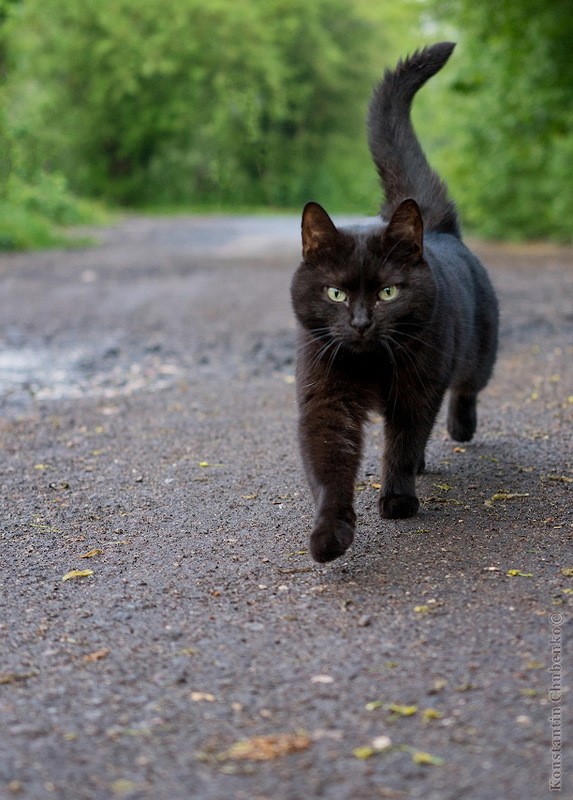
[310,518,354,563]
[380,494,419,519]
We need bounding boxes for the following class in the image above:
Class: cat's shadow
[312,436,553,588]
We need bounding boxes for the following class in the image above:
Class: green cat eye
[379,285,399,302]
[327,287,348,303]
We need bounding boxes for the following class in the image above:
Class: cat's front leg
[298,394,365,563]
[380,402,439,519]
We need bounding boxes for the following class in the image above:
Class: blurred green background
[1,0,572,248]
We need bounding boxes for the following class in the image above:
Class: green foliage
[2,0,384,210]
[430,0,573,240]
[0,0,107,249]
[3,0,571,241]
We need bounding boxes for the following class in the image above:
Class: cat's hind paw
[310,519,354,563]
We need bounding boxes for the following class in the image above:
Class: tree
[430,0,573,239]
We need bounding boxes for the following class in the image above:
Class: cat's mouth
[338,330,380,355]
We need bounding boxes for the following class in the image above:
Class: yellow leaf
[422,708,444,722]
[79,548,103,559]
[365,700,384,711]
[388,704,417,716]
[412,750,444,766]
[506,569,533,577]
[61,569,94,582]
[547,474,573,483]
[352,746,376,760]
[560,567,573,577]
[414,605,431,614]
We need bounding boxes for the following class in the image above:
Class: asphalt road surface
[1,215,572,800]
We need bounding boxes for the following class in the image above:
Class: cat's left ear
[301,202,339,261]
[382,199,424,259]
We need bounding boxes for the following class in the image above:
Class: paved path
[1,216,572,799]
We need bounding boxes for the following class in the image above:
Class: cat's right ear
[301,202,339,262]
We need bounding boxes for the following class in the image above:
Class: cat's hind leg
[447,390,477,442]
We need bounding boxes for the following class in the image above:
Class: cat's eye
[378,285,399,302]
[326,287,348,303]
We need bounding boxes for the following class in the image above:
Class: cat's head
[290,199,436,356]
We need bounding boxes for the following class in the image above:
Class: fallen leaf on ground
[520,688,541,697]
[0,671,37,685]
[190,692,215,702]
[546,474,573,483]
[506,569,533,577]
[226,732,311,761]
[429,679,447,694]
[388,704,417,717]
[61,569,94,581]
[414,605,431,614]
[83,648,110,662]
[485,491,530,507]
[412,750,444,766]
[352,737,393,760]
[560,567,573,577]
[79,548,103,559]
[352,746,377,760]
[524,659,545,670]
[422,708,444,722]
[311,674,334,684]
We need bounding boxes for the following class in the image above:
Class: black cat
[290,42,499,563]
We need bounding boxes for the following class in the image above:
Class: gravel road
[1,215,572,800]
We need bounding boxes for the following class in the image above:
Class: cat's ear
[382,199,424,259]
[302,202,339,261]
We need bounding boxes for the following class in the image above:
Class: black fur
[291,43,498,563]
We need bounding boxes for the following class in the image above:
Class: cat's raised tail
[368,42,459,237]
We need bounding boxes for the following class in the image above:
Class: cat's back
[424,232,497,314]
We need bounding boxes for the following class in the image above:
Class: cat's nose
[351,308,371,335]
